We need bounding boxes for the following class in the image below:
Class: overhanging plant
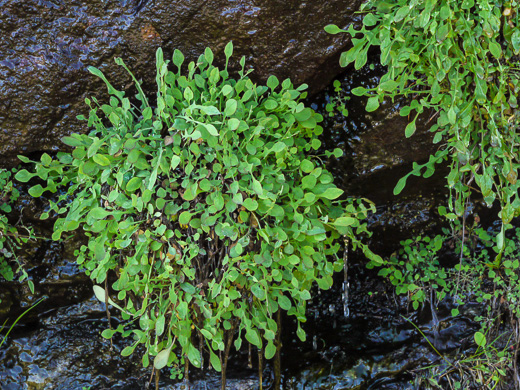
[326,3,520,387]
[16,43,381,387]
[326,0,520,260]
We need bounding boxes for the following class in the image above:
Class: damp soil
[0,65,515,389]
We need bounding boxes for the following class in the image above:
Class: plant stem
[0,297,44,349]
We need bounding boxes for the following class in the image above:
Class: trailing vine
[326,2,520,387]
[326,0,520,259]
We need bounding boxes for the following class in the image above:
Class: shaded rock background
[1,0,494,388]
[0,0,363,166]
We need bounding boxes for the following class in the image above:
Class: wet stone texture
[0,0,362,166]
[314,61,448,254]
[0,2,502,387]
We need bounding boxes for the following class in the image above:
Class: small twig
[105,277,113,351]
[274,308,282,389]
[258,347,263,390]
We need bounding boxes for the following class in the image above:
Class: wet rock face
[314,61,447,252]
[318,61,437,186]
[0,0,360,166]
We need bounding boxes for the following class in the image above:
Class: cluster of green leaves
[374,222,520,316]
[326,0,520,257]
[16,43,380,377]
[375,223,519,387]
[325,80,349,117]
[473,226,520,320]
[0,168,32,294]
[375,234,448,310]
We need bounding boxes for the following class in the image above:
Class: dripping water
[342,237,350,318]
[329,303,337,329]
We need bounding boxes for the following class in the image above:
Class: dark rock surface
[0,0,362,166]
[314,61,447,253]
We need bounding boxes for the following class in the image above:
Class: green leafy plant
[325,80,350,117]
[377,234,448,310]
[409,316,512,390]
[16,43,381,386]
[375,220,520,317]
[0,168,33,295]
[375,221,520,387]
[324,3,520,387]
[326,0,520,259]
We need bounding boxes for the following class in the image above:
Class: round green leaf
[179,211,192,225]
[154,346,172,369]
[224,99,237,116]
[28,184,44,197]
[243,198,258,211]
[366,96,380,112]
[300,159,314,173]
